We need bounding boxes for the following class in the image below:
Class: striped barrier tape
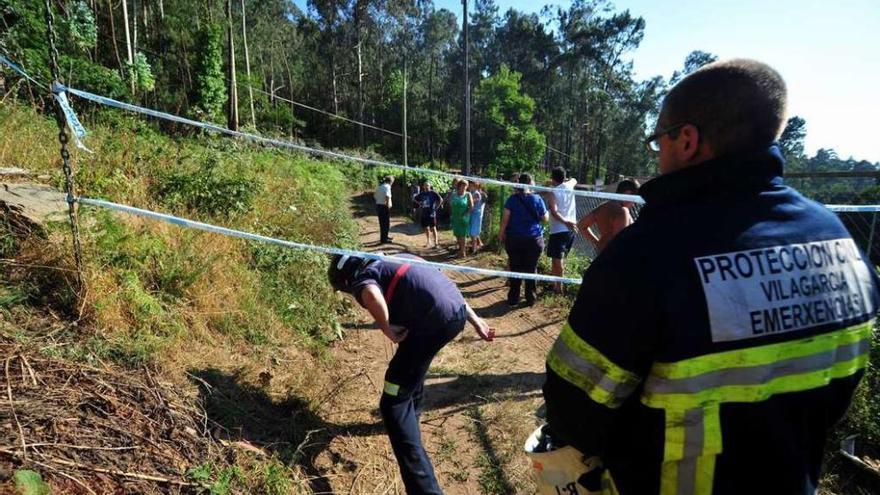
[77,197,584,285]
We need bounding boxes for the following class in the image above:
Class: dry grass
[0,100,364,491]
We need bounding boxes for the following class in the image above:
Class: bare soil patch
[308,193,568,494]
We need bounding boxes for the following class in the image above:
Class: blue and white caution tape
[824,205,880,213]
[0,55,47,89]
[4,55,879,213]
[62,85,643,203]
[52,83,92,153]
[77,197,584,285]
[0,57,91,152]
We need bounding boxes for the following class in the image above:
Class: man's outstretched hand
[473,317,495,342]
[383,324,409,343]
[465,304,495,342]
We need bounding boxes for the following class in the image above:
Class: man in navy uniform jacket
[543,59,880,495]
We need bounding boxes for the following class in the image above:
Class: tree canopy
[1,0,875,183]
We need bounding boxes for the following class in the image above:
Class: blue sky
[294,0,880,163]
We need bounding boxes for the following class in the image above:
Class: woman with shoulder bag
[498,173,549,306]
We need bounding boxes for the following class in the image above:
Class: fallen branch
[293,428,324,462]
[32,458,98,495]
[0,448,207,488]
[5,356,27,459]
[0,442,138,452]
[19,354,38,387]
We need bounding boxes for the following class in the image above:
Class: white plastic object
[524,426,604,495]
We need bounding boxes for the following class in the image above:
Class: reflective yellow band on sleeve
[642,322,873,410]
[651,321,873,379]
[383,381,400,396]
[547,323,642,408]
[644,353,868,410]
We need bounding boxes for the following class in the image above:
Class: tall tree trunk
[108,0,124,76]
[226,0,239,131]
[181,41,192,90]
[355,0,366,149]
[594,111,604,184]
[269,51,276,107]
[428,55,435,163]
[356,34,365,149]
[158,0,164,19]
[402,53,408,167]
[331,58,339,115]
[564,73,576,169]
[461,0,470,174]
[544,134,550,171]
[132,0,138,59]
[90,0,97,62]
[580,121,589,183]
[284,56,296,138]
[121,0,134,93]
[240,0,256,129]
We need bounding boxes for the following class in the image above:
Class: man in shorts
[576,179,639,255]
[414,182,444,248]
[545,167,578,294]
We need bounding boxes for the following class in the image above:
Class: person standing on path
[374,176,395,244]
[414,182,444,248]
[328,254,495,495]
[499,172,548,306]
[450,179,474,258]
[545,167,578,294]
[468,182,486,253]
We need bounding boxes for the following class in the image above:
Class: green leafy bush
[193,24,227,121]
[153,157,259,217]
[126,52,156,92]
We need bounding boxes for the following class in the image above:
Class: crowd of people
[357,58,879,495]
[376,165,641,306]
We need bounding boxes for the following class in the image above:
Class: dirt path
[309,195,568,494]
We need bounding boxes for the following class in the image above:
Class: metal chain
[44,0,84,289]
[44,0,61,81]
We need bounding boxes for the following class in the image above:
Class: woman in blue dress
[468,182,485,253]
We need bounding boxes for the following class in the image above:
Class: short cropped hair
[616,179,640,193]
[551,167,567,183]
[383,175,395,184]
[518,172,534,185]
[661,59,787,156]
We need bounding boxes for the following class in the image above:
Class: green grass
[467,406,516,495]
[0,100,361,491]
[0,101,359,360]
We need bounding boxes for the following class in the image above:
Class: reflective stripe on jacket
[543,145,880,495]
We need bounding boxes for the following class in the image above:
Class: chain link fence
[836,211,880,265]
[571,195,879,266]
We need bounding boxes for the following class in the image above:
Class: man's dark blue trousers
[380,308,466,494]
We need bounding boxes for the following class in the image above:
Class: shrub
[153,155,259,217]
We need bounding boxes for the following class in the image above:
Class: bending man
[329,254,494,494]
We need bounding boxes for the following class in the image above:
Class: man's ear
[679,124,701,161]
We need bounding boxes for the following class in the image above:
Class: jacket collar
[639,145,785,208]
